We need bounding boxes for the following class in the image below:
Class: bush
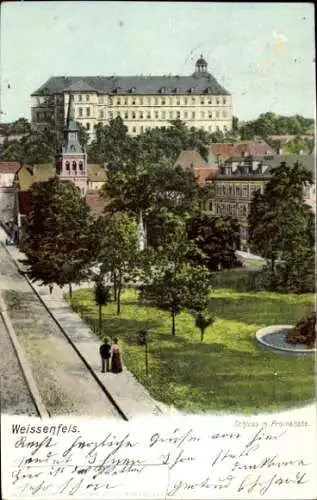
[255,260,315,294]
[286,312,316,348]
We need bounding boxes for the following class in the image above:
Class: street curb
[1,242,129,421]
[0,293,49,419]
[26,277,130,421]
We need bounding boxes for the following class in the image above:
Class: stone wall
[0,187,15,224]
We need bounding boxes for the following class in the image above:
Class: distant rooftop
[31,58,231,97]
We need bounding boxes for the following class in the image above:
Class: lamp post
[138,330,149,376]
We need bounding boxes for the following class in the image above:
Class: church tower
[55,93,87,196]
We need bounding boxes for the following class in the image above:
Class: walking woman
[110,337,123,373]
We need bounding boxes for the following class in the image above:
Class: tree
[8,117,32,135]
[97,212,139,315]
[139,215,211,335]
[248,161,314,292]
[87,117,136,166]
[20,178,96,295]
[3,130,54,166]
[93,276,111,335]
[187,213,241,271]
[194,312,215,342]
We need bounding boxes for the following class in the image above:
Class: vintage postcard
[0,2,316,499]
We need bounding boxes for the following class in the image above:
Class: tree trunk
[171,311,176,336]
[113,272,117,301]
[271,258,275,274]
[116,286,121,316]
[200,328,205,342]
[99,304,102,336]
[68,282,72,298]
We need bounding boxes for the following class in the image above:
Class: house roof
[86,192,108,214]
[195,167,219,184]
[210,141,275,158]
[174,150,208,170]
[87,164,107,182]
[17,164,55,191]
[32,72,230,97]
[205,154,315,181]
[0,162,21,174]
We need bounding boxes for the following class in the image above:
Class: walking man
[99,337,111,373]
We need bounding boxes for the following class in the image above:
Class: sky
[0,2,315,123]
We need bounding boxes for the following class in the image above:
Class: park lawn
[69,286,315,414]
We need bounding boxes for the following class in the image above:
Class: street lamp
[138,330,149,376]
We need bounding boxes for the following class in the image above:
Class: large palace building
[30,57,232,141]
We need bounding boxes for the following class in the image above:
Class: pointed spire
[66,93,77,132]
[63,93,83,153]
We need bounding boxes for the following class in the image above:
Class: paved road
[0,313,38,416]
[0,236,121,417]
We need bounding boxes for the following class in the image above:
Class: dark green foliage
[248,161,314,293]
[138,215,211,336]
[20,178,95,290]
[239,112,314,140]
[187,213,241,271]
[93,277,111,335]
[97,212,139,315]
[286,313,316,348]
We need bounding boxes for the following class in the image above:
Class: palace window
[132,111,136,119]
[132,126,137,133]
[176,98,180,105]
[176,111,181,119]
[72,161,77,170]
[169,111,173,119]
[65,161,70,171]
[242,185,249,198]
[147,97,151,105]
[132,98,136,105]
[99,110,104,119]
[160,87,166,94]
[223,110,227,118]
[184,97,188,105]
[200,97,205,105]
[86,95,90,102]
[216,99,220,105]
[139,111,143,119]
[86,108,90,117]
[184,111,188,119]
[86,123,90,130]
[192,111,196,119]
[78,108,83,117]
[78,95,82,102]
[140,97,143,105]
[154,97,158,105]
[117,98,121,105]
[208,97,212,104]
[208,111,212,119]
[117,111,121,117]
[147,111,151,119]
[109,112,113,119]
[130,87,136,93]
[124,111,128,119]
[79,161,83,171]
[191,97,196,104]
[162,111,166,119]
[124,97,128,105]
[208,201,213,212]
[140,125,144,133]
[155,111,159,119]
[201,111,205,119]
[109,97,113,106]
[223,98,227,105]
[161,98,166,105]
[216,111,220,118]
[169,97,173,105]
[236,187,241,197]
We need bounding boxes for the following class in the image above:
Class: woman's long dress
[111,345,123,373]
